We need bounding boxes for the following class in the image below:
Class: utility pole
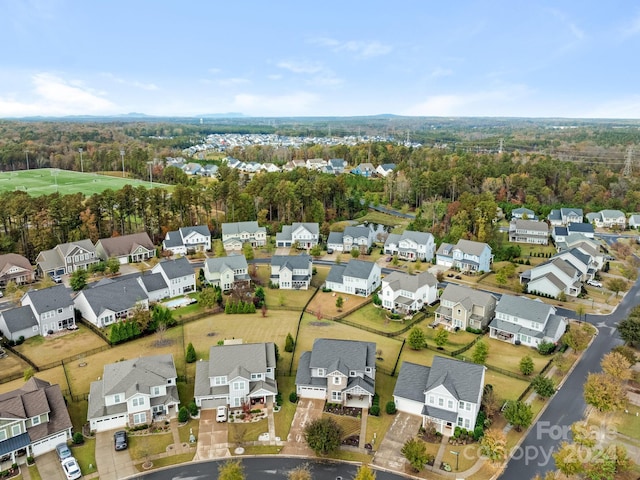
[120,149,125,178]
[623,146,634,177]
[79,147,84,173]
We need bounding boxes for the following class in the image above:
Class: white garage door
[32,431,69,456]
[91,414,127,432]
[118,256,128,265]
[393,396,425,417]
[297,386,326,400]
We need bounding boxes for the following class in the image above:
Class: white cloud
[232,91,319,116]
[311,37,392,58]
[276,60,342,87]
[277,60,324,74]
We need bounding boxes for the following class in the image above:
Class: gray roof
[454,239,491,256]
[205,254,248,273]
[0,305,38,334]
[139,272,168,292]
[556,248,590,269]
[496,294,554,324]
[221,221,265,236]
[436,242,454,256]
[400,230,434,244]
[512,219,548,233]
[180,225,210,238]
[308,338,376,374]
[155,256,194,279]
[100,354,177,397]
[440,283,496,308]
[343,259,378,280]
[326,263,347,284]
[393,361,431,402]
[162,231,182,248]
[327,231,344,245]
[553,226,568,236]
[56,239,96,257]
[384,270,437,293]
[292,222,319,235]
[561,207,583,217]
[512,207,535,216]
[270,254,311,270]
[96,232,154,258]
[547,209,562,221]
[23,284,73,313]
[567,223,594,234]
[205,343,276,378]
[80,276,148,317]
[600,209,625,219]
[384,233,401,247]
[343,226,370,239]
[585,212,600,222]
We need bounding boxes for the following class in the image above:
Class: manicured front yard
[71,438,97,476]
[275,376,297,441]
[128,432,173,460]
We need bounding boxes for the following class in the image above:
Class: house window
[0,430,6,441]
[11,425,21,436]
[438,398,444,407]
[251,373,262,380]
[32,416,41,426]
[133,412,147,424]
[457,417,463,427]
[132,397,144,407]
[57,308,63,314]
[331,391,342,401]
[466,403,472,411]
[151,387,160,396]
[447,399,454,409]
[233,381,244,391]
[333,376,341,385]
[114,394,121,403]
[428,395,435,405]
[464,419,471,429]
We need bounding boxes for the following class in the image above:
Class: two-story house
[0,377,73,463]
[629,214,640,229]
[270,254,313,290]
[508,219,549,245]
[351,163,375,178]
[221,222,267,251]
[36,239,99,277]
[95,232,156,264]
[566,222,595,239]
[381,271,438,314]
[436,239,493,273]
[203,255,250,290]
[306,158,327,170]
[547,208,584,226]
[0,306,39,342]
[194,342,278,409]
[376,163,396,177]
[275,223,320,249]
[21,284,76,335]
[520,258,582,299]
[511,207,537,220]
[88,354,180,432]
[434,284,497,331]
[162,225,211,255]
[325,259,381,297]
[0,253,35,287]
[393,356,486,433]
[151,257,195,297]
[384,230,436,262]
[296,339,376,408]
[489,294,568,347]
[326,226,373,254]
[586,210,626,229]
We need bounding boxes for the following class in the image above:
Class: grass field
[0,168,168,196]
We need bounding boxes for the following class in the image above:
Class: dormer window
[317,368,325,377]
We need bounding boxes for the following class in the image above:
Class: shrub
[72,432,84,444]
[465,326,483,334]
[537,340,556,355]
[369,405,380,416]
[284,333,295,352]
[473,425,485,441]
[385,401,397,415]
[188,401,199,417]
[178,406,189,423]
[289,392,298,403]
[185,342,197,363]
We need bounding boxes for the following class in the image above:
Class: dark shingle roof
[496,294,554,324]
[23,284,73,313]
[80,276,148,316]
[205,343,276,377]
[393,361,430,402]
[270,254,311,270]
[308,339,376,374]
[156,256,194,279]
[97,232,154,258]
[0,305,38,334]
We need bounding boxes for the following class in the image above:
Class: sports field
[0,168,169,196]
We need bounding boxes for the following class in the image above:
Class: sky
[1,0,640,119]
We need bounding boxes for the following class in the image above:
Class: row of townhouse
[519,205,639,230]
[0,258,195,340]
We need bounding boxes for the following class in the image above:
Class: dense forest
[1,118,640,262]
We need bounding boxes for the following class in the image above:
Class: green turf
[0,168,169,196]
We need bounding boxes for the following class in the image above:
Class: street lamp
[79,147,84,173]
[450,450,459,471]
[120,149,125,178]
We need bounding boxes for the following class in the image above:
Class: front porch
[344,393,371,408]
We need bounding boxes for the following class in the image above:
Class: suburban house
[508,219,549,245]
[275,223,320,249]
[376,163,396,177]
[489,294,568,347]
[203,254,249,290]
[306,158,327,170]
[559,238,605,271]
[270,254,313,290]
[88,354,180,432]
[36,239,99,277]
[283,159,306,171]
[151,257,195,297]
[384,230,436,262]
[553,248,595,280]
[325,259,381,297]
[0,377,73,463]
[551,226,568,243]
[393,356,485,433]
[95,232,156,264]
[0,253,35,287]
[73,276,151,328]
[0,306,39,341]
[296,339,376,408]
[436,239,493,273]
[434,284,497,331]
[351,163,375,178]
[221,221,267,250]
[547,208,584,226]
[21,285,75,335]
[566,222,595,238]
[629,214,640,229]
[326,226,373,253]
[520,258,582,298]
[324,158,347,174]
[511,207,537,220]
[194,342,278,409]
[380,271,438,314]
[137,272,170,302]
[162,225,211,255]
[585,210,626,229]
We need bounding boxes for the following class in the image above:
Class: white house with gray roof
[489,294,567,347]
[276,223,320,249]
[162,225,211,255]
[20,285,75,335]
[325,259,381,297]
[393,356,485,433]
[629,214,640,229]
[384,230,436,262]
[36,239,99,277]
[95,232,156,264]
[547,208,583,226]
[221,221,267,250]
[296,339,376,408]
[0,306,40,341]
[151,257,195,297]
[511,207,537,220]
[520,258,582,299]
[381,271,438,314]
[88,354,179,432]
[436,239,492,272]
[509,219,549,245]
[194,342,277,409]
[73,276,151,327]
[434,284,496,331]
[586,210,626,229]
[326,226,374,253]
[270,254,312,290]
[204,254,249,290]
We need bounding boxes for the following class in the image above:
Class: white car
[216,405,228,422]
[587,280,603,288]
[61,456,82,480]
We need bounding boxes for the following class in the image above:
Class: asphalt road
[132,456,407,480]
[499,276,638,479]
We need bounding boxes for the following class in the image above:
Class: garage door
[118,257,128,265]
[32,431,69,456]
[393,396,424,417]
[297,386,326,400]
[91,414,127,432]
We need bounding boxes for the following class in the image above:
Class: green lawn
[0,168,169,196]
[72,438,98,476]
[482,337,552,376]
[275,376,297,441]
[135,452,194,472]
[342,303,410,334]
[128,432,173,460]
[178,418,200,444]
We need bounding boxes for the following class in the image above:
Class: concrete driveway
[195,409,230,460]
[34,451,65,480]
[280,398,325,456]
[372,412,422,471]
[95,430,136,480]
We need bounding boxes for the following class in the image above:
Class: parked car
[216,405,228,422]
[55,442,72,462]
[67,324,79,331]
[114,430,128,451]
[61,457,82,480]
[52,275,62,284]
[587,280,603,287]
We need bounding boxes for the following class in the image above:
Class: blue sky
[1,0,640,118]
